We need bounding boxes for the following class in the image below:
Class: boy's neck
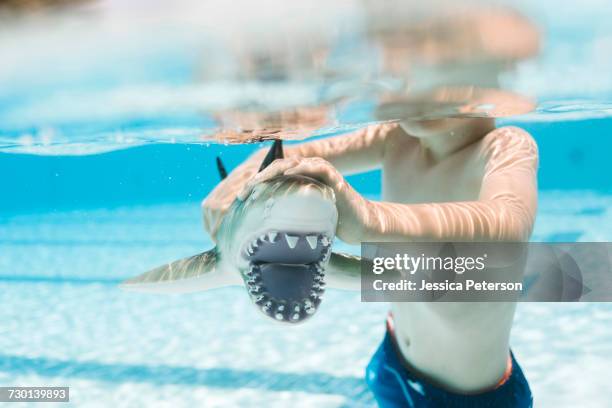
[414,118,495,162]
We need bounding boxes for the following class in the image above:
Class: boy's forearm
[324,198,534,290]
[284,141,373,174]
[359,199,534,243]
[283,124,393,174]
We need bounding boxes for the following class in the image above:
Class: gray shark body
[122,141,359,324]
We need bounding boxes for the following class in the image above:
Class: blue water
[1,116,611,407]
[2,117,610,215]
[2,1,612,407]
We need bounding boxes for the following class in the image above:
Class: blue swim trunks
[366,330,533,407]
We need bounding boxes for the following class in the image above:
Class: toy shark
[122,140,360,324]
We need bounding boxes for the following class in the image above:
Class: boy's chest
[382,144,485,204]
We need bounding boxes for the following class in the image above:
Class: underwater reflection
[364,2,539,78]
[0,0,91,14]
[375,86,536,122]
[209,105,333,143]
[204,1,540,142]
[0,0,541,147]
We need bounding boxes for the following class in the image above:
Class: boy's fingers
[238,158,299,200]
[284,160,335,185]
[255,158,298,180]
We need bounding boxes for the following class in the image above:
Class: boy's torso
[380,128,516,393]
[382,129,485,204]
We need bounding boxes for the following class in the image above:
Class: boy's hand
[202,150,266,240]
[238,157,369,244]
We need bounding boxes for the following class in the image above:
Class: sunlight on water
[0,0,611,153]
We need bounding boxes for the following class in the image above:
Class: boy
[203,116,538,407]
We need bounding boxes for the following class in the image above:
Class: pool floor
[1,191,611,407]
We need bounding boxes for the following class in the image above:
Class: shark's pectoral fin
[325,251,362,290]
[120,248,232,293]
[329,251,361,274]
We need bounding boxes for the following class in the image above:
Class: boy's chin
[399,117,492,138]
[399,118,457,138]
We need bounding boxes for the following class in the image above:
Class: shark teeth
[242,231,333,323]
[275,304,286,320]
[289,303,301,321]
[304,303,316,315]
[250,282,324,323]
[245,232,332,258]
[285,234,299,249]
[305,235,318,250]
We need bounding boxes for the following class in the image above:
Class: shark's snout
[242,231,330,323]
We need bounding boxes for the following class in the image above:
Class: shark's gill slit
[242,231,331,322]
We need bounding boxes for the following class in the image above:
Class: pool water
[1,97,612,408]
[0,189,611,407]
[1,0,612,407]
[1,119,611,406]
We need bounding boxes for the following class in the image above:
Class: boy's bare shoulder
[364,122,405,141]
[480,125,538,158]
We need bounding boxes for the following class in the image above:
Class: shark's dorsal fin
[216,156,228,180]
[120,249,237,293]
[215,139,283,180]
[258,139,284,172]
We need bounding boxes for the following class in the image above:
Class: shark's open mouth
[242,231,331,323]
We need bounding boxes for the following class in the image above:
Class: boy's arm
[244,126,538,244]
[285,123,394,174]
[203,123,392,239]
[240,126,537,289]
[361,127,538,242]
